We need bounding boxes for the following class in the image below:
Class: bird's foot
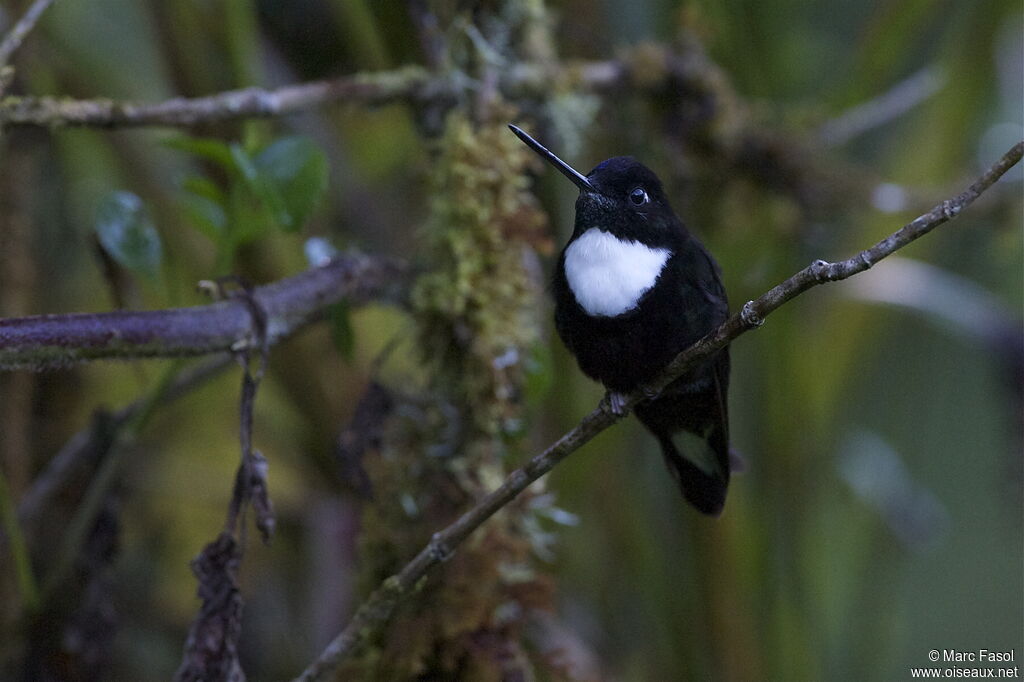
[639,384,661,400]
[601,391,630,417]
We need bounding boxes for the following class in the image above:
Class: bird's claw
[601,391,629,417]
[640,384,661,400]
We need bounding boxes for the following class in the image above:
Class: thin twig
[222,279,273,541]
[294,141,1023,682]
[0,0,56,69]
[38,358,185,604]
[0,251,404,370]
[175,283,272,681]
[0,356,235,578]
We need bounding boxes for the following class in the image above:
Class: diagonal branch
[294,141,1023,682]
[817,66,947,147]
[12,356,233,533]
[0,251,404,371]
[0,0,57,69]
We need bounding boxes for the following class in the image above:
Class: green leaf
[229,143,260,183]
[180,192,227,242]
[94,191,163,280]
[229,143,291,232]
[226,182,274,247]
[182,175,227,204]
[253,136,329,232]
[163,136,236,169]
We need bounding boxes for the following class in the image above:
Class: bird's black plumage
[511,126,732,515]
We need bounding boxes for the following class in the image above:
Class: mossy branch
[1,45,729,130]
[294,141,1023,682]
[0,66,448,128]
[0,42,873,213]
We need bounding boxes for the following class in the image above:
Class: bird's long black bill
[509,124,595,192]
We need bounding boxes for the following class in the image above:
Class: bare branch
[294,141,1023,682]
[1,254,400,573]
[0,0,57,69]
[0,251,404,370]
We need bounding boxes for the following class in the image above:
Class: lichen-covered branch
[0,39,872,215]
[0,45,736,132]
[294,141,1023,682]
[0,65,447,128]
[0,251,404,370]
[0,57,609,129]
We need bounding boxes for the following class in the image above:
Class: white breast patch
[564,228,670,317]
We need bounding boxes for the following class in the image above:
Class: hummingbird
[510,124,732,515]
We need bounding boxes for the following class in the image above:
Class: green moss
[348,108,557,680]
[340,5,566,677]
[411,110,548,437]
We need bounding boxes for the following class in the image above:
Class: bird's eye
[629,187,649,205]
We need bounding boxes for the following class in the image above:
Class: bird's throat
[564,228,670,317]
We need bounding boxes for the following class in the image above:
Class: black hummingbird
[510,124,733,515]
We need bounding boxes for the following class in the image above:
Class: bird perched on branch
[511,125,733,515]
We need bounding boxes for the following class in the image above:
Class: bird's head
[510,125,684,249]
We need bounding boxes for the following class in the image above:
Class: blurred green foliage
[95,190,164,282]
[0,0,1020,680]
[169,134,329,271]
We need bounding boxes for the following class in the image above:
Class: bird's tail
[656,428,730,516]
